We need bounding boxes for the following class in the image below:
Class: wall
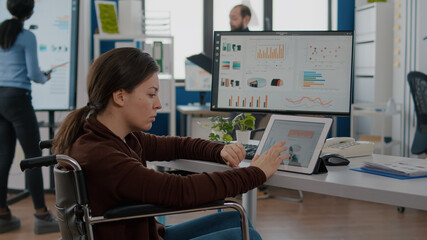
[392,0,427,156]
[335,0,355,137]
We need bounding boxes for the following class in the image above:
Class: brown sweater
[69,117,266,240]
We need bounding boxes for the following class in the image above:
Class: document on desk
[351,159,427,179]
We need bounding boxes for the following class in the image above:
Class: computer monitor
[211,31,354,116]
[185,53,212,105]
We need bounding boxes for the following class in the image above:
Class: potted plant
[232,113,256,144]
[199,116,234,143]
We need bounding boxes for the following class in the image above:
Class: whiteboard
[0,0,78,110]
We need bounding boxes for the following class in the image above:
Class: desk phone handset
[322,137,375,158]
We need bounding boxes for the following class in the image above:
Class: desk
[151,154,427,226]
[177,105,227,136]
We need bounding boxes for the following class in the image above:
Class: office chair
[20,141,250,240]
[396,71,426,213]
[407,71,427,155]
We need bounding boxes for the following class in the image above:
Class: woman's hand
[44,71,52,80]
[250,141,289,179]
[220,143,246,167]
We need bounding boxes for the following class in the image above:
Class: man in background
[229,4,251,32]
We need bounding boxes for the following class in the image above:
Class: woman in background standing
[0,0,59,235]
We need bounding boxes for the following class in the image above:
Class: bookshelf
[93,34,176,136]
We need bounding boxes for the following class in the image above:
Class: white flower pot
[236,130,250,144]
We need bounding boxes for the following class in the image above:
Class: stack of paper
[362,160,427,177]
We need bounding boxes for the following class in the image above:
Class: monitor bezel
[210,30,354,116]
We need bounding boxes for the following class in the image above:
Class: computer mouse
[320,154,350,166]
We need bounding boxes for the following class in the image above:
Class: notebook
[255,115,333,174]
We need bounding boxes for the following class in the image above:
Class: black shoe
[34,210,59,234]
[0,210,20,234]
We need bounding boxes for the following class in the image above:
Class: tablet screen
[258,120,325,168]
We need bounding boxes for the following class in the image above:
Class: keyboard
[242,144,258,160]
[213,141,258,160]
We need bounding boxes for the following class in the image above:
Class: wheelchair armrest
[104,200,225,219]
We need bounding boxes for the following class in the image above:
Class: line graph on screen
[285,96,333,108]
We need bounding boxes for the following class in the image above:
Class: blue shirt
[0,29,47,90]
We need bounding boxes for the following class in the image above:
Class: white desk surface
[151,154,427,211]
[176,105,229,137]
[176,105,228,116]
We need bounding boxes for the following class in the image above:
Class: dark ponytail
[0,0,35,49]
[0,19,23,49]
[52,107,92,155]
[52,48,159,155]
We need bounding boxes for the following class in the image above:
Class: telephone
[322,137,375,158]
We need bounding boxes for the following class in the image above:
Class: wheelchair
[20,141,250,240]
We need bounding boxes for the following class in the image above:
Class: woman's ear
[112,89,126,107]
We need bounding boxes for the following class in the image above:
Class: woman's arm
[136,133,226,163]
[23,31,48,84]
[115,156,267,208]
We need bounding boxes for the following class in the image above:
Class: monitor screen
[185,60,212,92]
[211,31,354,115]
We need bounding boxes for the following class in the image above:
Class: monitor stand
[199,92,207,106]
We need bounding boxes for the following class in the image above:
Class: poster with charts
[0,0,78,110]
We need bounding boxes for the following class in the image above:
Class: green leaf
[204,116,235,140]
[223,134,233,143]
[209,133,220,141]
[246,115,256,121]
[244,119,255,130]
[232,112,256,131]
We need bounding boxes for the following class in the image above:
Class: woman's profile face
[122,73,162,132]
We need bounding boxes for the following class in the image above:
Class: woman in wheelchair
[52,47,289,240]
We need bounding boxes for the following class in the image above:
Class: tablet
[255,115,333,174]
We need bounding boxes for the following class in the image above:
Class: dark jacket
[69,116,266,240]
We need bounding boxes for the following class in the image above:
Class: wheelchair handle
[20,154,82,172]
[39,140,53,150]
[20,155,57,171]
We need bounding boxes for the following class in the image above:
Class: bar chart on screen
[303,71,325,87]
[256,44,285,59]
[227,95,269,108]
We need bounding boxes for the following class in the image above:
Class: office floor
[2,187,427,240]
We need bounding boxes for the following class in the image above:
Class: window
[273,0,328,30]
[145,0,203,79]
